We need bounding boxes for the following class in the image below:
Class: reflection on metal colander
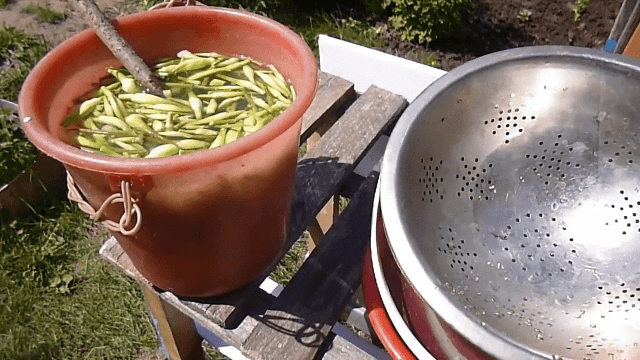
[380,46,640,359]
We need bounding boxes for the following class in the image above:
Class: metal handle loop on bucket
[66,171,142,236]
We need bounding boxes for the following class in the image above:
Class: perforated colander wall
[410,90,640,359]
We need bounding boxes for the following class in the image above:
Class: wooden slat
[300,72,356,142]
[100,237,132,273]
[204,303,236,328]
[142,285,205,360]
[101,237,277,356]
[192,85,406,321]
[197,285,276,329]
[161,292,261,351]
[323,335,382,360]
[286,85,406,249]
[99,237,148,284]
[97,78,407,360]
[303,85,406,164]
[99,236,123,264]
[323,323,391,360]
[243,172,379,360]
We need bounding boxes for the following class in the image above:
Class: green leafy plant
[419,52,440,68]
[0,0,11,9]
[573,0,590,22]
[405,49,440,67]
[360,0,387,17]
[21,4,66,23]
[518,9,532,21]
[383,0,474,44]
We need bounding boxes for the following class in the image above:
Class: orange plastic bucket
[19,7,318,297]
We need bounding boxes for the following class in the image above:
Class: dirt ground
[383,0,623,70]
[0,0,141,47]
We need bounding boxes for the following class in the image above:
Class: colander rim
[379,45,640,359]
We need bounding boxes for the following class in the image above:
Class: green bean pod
[67,51,295,158]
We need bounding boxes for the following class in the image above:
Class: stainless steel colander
[379,46,640,359]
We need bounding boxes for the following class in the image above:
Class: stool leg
[142,284,205,360]
[306,193,340,251]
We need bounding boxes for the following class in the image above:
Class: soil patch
[0,0,141,47]
[382,0,623,70]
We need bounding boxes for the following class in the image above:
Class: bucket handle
[67,171,142,236]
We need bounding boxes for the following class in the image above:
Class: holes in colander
[603,139,636,165]
[499,212,580,284]
[440,235,475,274]
[595,283,639,313]
[600,189,640,236]
[420,157,446,203]
[485,106,529,143]
[525,136,577,186]
[455,158,493,201]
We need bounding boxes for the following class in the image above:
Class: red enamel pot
[364,180,470,359]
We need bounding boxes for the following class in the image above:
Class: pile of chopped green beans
[65,51,295,158]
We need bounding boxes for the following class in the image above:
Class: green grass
[0,25,157,359]
[21,4,66,24]
[0,200,159,359]
[0,26,49,101]
[0,108,39,185]
[271,239,310,286]
[0,0,10,9]
[296,14,384,58]
[573,0,590,21]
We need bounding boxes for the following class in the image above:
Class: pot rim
[369,179,435,360]
[379,45,640,359]
[18,6,318,176]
